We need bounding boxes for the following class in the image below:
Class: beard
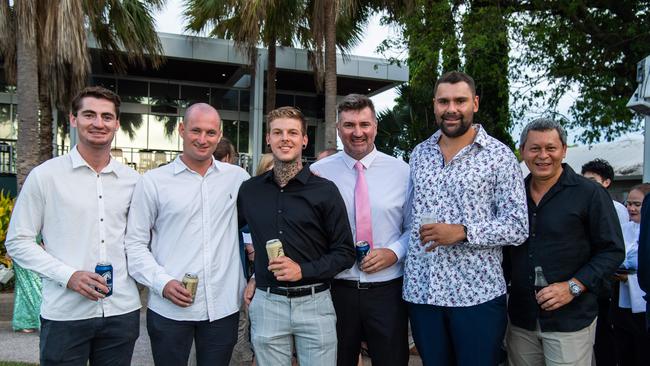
[437,113,473,138]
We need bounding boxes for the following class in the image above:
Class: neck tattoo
[273,159,302,187]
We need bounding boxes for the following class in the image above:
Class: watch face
[569,281,581,296]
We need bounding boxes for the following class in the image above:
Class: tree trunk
[39,77,53,163]
[266,40,277,113]
[16,1,39,191]
[323,0,338,150]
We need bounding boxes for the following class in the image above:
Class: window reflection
[118,79,148,104]
[148,115,179,151]
[211,88,238,111]
[180,85,210,107]
[0,103,16,139]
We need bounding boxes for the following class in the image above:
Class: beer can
[182,273,199,302]
[94,262,113,297]
[266,239,285,261]
[355,241,371,269]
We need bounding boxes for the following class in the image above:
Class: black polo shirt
[508,164,624,332]
[237,165,355,288]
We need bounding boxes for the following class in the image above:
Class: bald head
[184,103,221,129]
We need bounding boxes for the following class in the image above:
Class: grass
[0,362,38,366]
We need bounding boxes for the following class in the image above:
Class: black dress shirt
[237,165,355,288]
[508,164,624,332]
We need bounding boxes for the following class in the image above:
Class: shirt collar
[70,146,121,177]
[341,146,378,170]
[429,124,489,149]
[264,163,312,185]
[172,155,219,175]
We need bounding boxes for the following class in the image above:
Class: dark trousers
[331,278,409,366]
[594,296,617,366]
[611,305,650,366]
[408,295,507,366]
[146,309,238,366]
[40,309,140,366]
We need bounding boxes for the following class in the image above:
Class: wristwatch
[568,279,582,297]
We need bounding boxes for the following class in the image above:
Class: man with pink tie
[311,94,411,366]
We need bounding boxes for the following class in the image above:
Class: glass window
[238,120,249,154]
[275,93,294,109]
[239,91,250,111]
[118,79,148,104]
[180,85,210,107]
[222,119,238,147]
[211,88,238,111]
[0,103,16,139]
[91,77,116,92]
[295,95,323,118]
[115,112,147,149]
[148,115,180,151]
[305,125,316,158]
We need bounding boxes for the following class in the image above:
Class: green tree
[510,0,650,142]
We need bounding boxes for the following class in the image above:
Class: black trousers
[611,305,650,366]
[146,309,238,366]
[594,296,617,366]
[40,309,140,366]
[331,277,409,366]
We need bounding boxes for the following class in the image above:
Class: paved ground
[0,293,423,365]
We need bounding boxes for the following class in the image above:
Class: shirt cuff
[386,242,406,263]
[53,265,78,288]
[153,273,175,298]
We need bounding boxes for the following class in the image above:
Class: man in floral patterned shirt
[403,71,528,366]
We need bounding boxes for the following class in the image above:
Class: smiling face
[70,97,119,150]
[433,82,479,138]
[521,129,567,183]
[337,107,377,160]
[266,117,308,163]
[626,189,644,224]
[179,107,222,167]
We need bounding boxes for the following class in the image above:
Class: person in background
[611,183,650,365]
[581,158,629,225]
[255,153,274,177]
[637,191,650,331]
[214,137,238,165]
[580,158,628,366]
[507,118,624,366]
[5,86,142,365]
[317,148,338,161]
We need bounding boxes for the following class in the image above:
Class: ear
[265,133,271,146]
[69,113,78,128]
[602,178,612,188]
[302,133,308,149]
[473,95,479,113]
[179,122,185,135]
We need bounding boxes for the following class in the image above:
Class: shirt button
[100,218,103,222]
[532,233,536,237]
[529,276,533,280]
[278,209,282,214]
[101,240,105,243]
[533,213,537,217]
[280,189,284,193]
[96,174,100,178]
[529,254,532,258]
[99,195,102,199]
[279,230,283,234]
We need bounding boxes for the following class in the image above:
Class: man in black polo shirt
[238,106,355,366]
[506,118,624,366]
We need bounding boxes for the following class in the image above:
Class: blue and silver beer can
[95,262,113,297]
[355,241,370,269]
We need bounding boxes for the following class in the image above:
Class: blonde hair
[266,106,306,136]
[255,153,274,176]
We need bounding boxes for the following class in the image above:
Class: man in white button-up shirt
[6,86,142,366]
[125,103,249,366]
[311,94,411,366]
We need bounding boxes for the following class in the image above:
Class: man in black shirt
[238,106,355,366]
[506,118,624,366]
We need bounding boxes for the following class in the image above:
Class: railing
[0,139,16,174]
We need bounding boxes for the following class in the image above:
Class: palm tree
[185,0,303,113]
[0,0,165,190]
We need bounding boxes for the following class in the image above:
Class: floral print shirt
[403,125,528,306]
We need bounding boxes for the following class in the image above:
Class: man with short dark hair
[6,86,141,365]
[403,71,529,365]
[581,158,629,225]
[238,106,355,366]
[311,94,410,365]
[507,118,625,366]
[125,103,250,366]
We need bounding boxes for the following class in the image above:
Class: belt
[258,283,330,298]
[333,277,402,290]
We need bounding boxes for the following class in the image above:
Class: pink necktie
[354,161,373,248]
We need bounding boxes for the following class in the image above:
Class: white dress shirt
[311,148,410,282]
[6,147,141,321]
[125,157,249,321]
[614,200,629,226]
[619,221,646,312]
